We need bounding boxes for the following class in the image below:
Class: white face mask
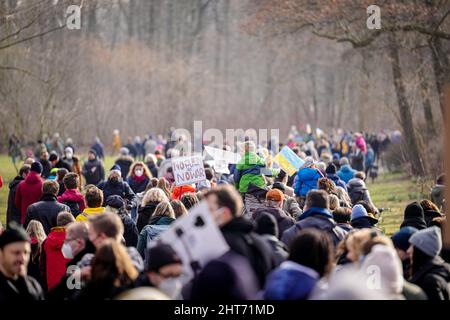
[158,277,182,299]
[62,242,74,259]
[135,169,144,177]
[66,153,73,160]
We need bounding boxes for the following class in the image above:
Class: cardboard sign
[172,155,206,186]
[273,146,304,176]
[158,201,230,284]
[204,146,241,164]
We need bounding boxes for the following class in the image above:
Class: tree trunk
[388,33,426,176]
[417,52,436,137]
[429,38,450,117]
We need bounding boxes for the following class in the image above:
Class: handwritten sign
[172,155,206,186]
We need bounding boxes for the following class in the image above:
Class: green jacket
[234,152,278,193]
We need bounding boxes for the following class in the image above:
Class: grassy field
[0,155,433,235]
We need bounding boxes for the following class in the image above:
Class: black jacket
[55,159,72,172]
[82,158,105,186]
[40,159,52,179]
[253,207,295,237]
[97,179,137,208]
[6,176,24,225]
[0,271,44,301]
[121,213,139,247]
[136,202,159,233]
[220,217,276,287]
[423,209,443,227]
[410,256,450,300]
[115,157,134,178]
[23,194,71,235]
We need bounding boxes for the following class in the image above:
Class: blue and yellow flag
[273,146,304,176]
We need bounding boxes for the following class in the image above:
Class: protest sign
[158,201,230,283]
[273,146,304,176]
[172,155,206,186]
[204,146,241,164]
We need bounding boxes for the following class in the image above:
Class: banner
[204,146,241,164]
[172,155,206,186]
[272,146,304,176]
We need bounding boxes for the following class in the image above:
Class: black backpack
[64,201,81,217]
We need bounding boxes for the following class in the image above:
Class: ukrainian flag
[273,146,305,176]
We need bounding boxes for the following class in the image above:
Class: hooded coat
[15,171,43,224]
[58,189,86,216]
[82,156,105,185]
[346,178,374,206]
[400,202,427,230]
[7,175,25,225]
[294,167,322,197]
[234,152,267,194]
[337,165,356,184]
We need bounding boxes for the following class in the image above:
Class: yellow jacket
[76,207,105,221]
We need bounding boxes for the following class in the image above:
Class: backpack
[63,200,81,217]
[242,232,275,286]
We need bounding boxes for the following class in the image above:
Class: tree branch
[0,23,66,50]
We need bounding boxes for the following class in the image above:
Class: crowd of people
[0,127,448,301]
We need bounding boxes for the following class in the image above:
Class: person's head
[30,161,43,175]
[88,149,97,161]
[142,188,168,206]
[65,147,73,160]
[91,239,138,286]
[146,243,183,298]
[129,161,151,179]
[265,188,284,208]
[325,163,337,175]
[304,190,329,212]
[49,152,59,164]
[408,226,442,274]
[317,178,336,195]
[339,157,349,166]
[88,213,124,249]
[332,207,352,224]
[63,222,89,259]
[170,200,188,219]
[57,168,68,182]
[205,185,243,227]
[356,200,377,215]
[57,211,75,227]
[243,141,256,153]
[19,164,31,179]
[157,177,171,194]
[109,165,122,183]
[354,171,366,181]
[25,220,46,245]
[420,199,440,212]
[0,223,31,279]
[204,168,214,182]
[436,174,445,185]
[180,193,199,210]
[85,186,104,209]
[63,173,80,190]
[105,195,126,213]
[345,229,373,263]
[275,170,288,184]
[329,194,340,211]
[42,180,59,197]
[255,212,279,238]
[40,151,49,161]
[153,201,175,219]
[145,153,157,166]
[288,229,334,277]
[119,147,129,157]
[391,226,418,262]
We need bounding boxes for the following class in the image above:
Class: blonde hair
[153,201,175,219]
[128,161,152,179]
[329,194,340,211]
[156,178,171,198]
[25,220,47,262]
[142,188,169,206]
[144,154,157,165]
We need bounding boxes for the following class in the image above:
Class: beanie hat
[409,226,442,257]
[110,164,122,176]
[88,149,97,156]
[105,195,125,209]
[0,222,30,248]
[147,243,182,272]
[266,188,285,202]
[391,226,418,251]
[30,161,43,174]
[326,163,337,175]
[272,182,286,193]
[302,157,315,168]
[255,212,279,238]
[120,147,129,156]
[332,153,340,161]
[351,204,378,224]
[404,202,425,219]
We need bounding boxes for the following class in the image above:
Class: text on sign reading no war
[173,155,206,186]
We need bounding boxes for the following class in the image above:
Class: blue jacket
[264,261,319,300]
[365,149,375,168]
[294,167,322,197]
[327,173,347,191]
[337,165,356,184]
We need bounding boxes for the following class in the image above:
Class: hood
[298,167,321,179]
[58,189,84,203]
[24,172,42,185]
[9,176,24,189]
[339,165,354,173]
[149,215,175,226]
[237,152,265,170]
[299,207,333,221]
[221,217,255,233]
[46,227,67,250]
[347,178,366,189]
[139,202,159,213]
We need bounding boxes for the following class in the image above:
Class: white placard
[172,155,206,186]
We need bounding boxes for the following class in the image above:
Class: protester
[272,182,302,219]
[62,147,75,171]
[282,190,347,247]
[112,129,121,155]
[255,212,289,266]
[332,207,353,232]
[49,152,72,172]
[264,229,333,300]
[91,137,105,160]
[115,148,134,178]
[350,204,378,229]
[24,180,70,235]
[76,186,105,222]
[25,220,46,285]
[337,157,356,184]
[105,195,139,247]
[39,151,52,179]
[82,149,105,186]
[180,193,199,210]
[169,200,188,219]
[97,165,137,209]
[205,185,276,287]
[431,174,445,210]
[127,162,151,194]
[7,165,30,225]
[252,189,295,236]
[408,227,450,300]
[400,202,427,230]
[157,177,172,199]
[137,201,175,259]
[346,172,376,208]
[15,162,44,225]
[294,157,322,204]
[325,163,347,191]
[144,154,159,178]
[41,212,75,291]
[56,168,69,196]
[137,188,169,233]
[57,173,85,217]
[420,199,444,227]
[392,226,418,279]
[0,223,44,300]
[171,184,196,201]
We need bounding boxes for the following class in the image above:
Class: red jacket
[0,175,3,188]
[43,227,70,290]
[15,172,43,224]
[171,185,196,200]
[57,189,86,212]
